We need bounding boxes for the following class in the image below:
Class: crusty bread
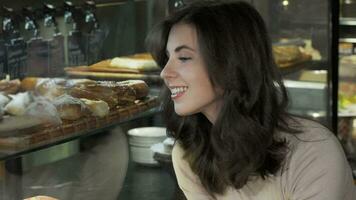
[81,98,109,118]
[89,59,111,68]
[56,104,84,120]
[87,53,159,72]
[0,79,21,94]
[110,57,158,71]
[118,80,149,99]
[273,45,302,64]
[20,77,39,91]
[69,80,149,108]
[52,94,89,120]
[95,80,149,106]
[24,195,59,200]
[35,78,67,100]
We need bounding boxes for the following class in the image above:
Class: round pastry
[80,98,110,118]
[20,77,40,91]
[35,78,67,100]
[52,94,89,120]
[0,79,21,94]
[4,92,32,116]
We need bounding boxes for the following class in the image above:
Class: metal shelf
[340,17,356,26]
[339,38,356,43]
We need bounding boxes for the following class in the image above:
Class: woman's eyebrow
[175,45,195,52]
[166,45,195,56]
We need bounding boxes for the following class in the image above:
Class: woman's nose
[160,59,176,79]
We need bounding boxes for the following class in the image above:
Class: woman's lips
[170,86,188,100]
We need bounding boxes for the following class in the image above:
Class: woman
[147,1,355,199]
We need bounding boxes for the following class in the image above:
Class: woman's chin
[174,109,195,116]
[175,111,188,116]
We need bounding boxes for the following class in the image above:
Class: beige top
[172,118,356,200]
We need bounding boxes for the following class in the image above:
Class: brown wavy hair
[146,0,299,196]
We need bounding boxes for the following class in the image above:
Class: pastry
[35,78,67,100]
[81,98,110,118]
[110,56,158,71]
[0,79,21,94]
[4,92,32,116]
[273,45,302,64]
[52,94,89,120]
[69,85,118,109]
[116,80,149,99]
[64,78,96,87]
[88,53,159,72]
[69,80,149,107]
[26,97,62,125]
[20,77,40,91]
[0,93,10,108]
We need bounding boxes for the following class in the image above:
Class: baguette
[70,80,149,107]
[69,85,118,109]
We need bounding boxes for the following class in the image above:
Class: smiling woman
[160,23,223,121]
[146,1,355,200]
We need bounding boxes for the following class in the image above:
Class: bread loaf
[21,77,95,92]
[94,80,149,106]
[20,77,40,91]
[35,78,67,100]
[69,80,149,107]
[52,94,89,120]
[273,45,302,65]
[115,80,149,99]
[0,79,21,94]
[4,92,32,116]
[81,98,109,118]
[69,85,118,109]
[89,53,159,72]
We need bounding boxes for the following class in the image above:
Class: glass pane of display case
[0,0,351,199]
[339,0,356,176]
[251,0,334,128]
[0,0,171,199]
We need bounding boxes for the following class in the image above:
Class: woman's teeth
[171,86,188,98]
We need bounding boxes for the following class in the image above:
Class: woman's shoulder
[283,116,334,142]
[279,117,355,200]
[281,116,347,172]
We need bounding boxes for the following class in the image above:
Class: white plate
[127,127,166,137]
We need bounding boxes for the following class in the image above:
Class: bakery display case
[0,0,352,199]
[0,0,179,199]
[252,0,356,178]
[251,0,336,128]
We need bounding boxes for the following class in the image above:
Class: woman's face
[160,23,223,123]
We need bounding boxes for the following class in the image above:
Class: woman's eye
[178,57,192,62]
